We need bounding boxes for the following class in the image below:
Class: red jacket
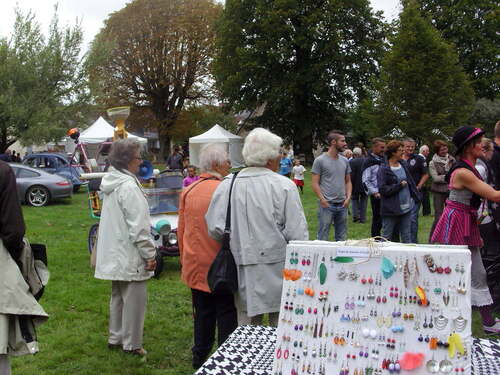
[178,173,222,292]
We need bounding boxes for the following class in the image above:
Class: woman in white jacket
[95,139,156,356]
[206,128,308,326]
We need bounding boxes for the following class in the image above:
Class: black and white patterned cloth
[195,326,500,375]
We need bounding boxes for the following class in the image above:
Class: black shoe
[192,355,207,369]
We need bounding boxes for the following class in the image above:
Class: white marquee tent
[79,116,147,144]
[65,116,148,165]
[189,124,244,168]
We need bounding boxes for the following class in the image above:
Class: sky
[0,0,401,52]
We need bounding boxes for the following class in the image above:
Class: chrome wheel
[26,186,50,207]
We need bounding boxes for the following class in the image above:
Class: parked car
[9,163,73,207]
[23,153,86,192]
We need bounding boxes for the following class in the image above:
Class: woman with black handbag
[178,144,237,369]
[206,128,308,326]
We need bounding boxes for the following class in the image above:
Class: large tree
[418,0,499,100]
[87,0,222,157]
[214,0,387,159]
[371,1,474,141]
[0,9,88,153]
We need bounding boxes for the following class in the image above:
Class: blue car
[23,153,87,192]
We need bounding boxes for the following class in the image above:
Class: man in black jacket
[0,161,25,260]
[349,148,367,223]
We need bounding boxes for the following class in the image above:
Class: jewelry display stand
[273,241,472,375]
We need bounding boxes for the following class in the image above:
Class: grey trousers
[109,280,147,351]
[0,315,10,375]
[0,355,10,375]
[237,310,279,327]
[430,192,448,241]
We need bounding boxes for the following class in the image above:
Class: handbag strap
[224,172,239,234]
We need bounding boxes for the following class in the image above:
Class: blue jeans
[317,202,347,241]
[382,211,412,243]
[410,201,421,243]
[351,193,368,223]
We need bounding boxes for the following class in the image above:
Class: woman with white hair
[206,128,309,326]
[178,143,236,369]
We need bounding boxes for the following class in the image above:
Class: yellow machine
[107,106,130,140]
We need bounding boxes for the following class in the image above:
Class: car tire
[26,185,50,207]
[88,223,99,255]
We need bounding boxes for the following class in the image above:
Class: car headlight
[167,231,177,245]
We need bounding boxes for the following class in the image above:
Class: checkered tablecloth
[195,326,500,375]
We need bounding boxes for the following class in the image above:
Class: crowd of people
[2,122,500,373]
[0,150,22,163]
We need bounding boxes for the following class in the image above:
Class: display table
[273,241,476,375]
[195,325,500,375]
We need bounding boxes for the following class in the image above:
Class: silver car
[9,163,73,207]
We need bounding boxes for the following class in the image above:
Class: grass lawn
[13,170,498,374]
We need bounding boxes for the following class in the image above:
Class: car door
[10,166,24,199]
[14,167,41,201]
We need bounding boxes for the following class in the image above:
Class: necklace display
[274,245,472,375]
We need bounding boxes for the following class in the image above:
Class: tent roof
[79,116,147,144]
[189,124,242,143]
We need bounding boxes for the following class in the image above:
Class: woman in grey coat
[206,128,308,326]
[95,139,156,356]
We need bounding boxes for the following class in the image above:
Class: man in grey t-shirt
[312,130,352,241]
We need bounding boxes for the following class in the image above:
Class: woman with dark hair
[428,140,455,239]
[431,127,500,334]
[95,139,156,356]
[377,140,420,243]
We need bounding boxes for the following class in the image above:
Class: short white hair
[242,128,282,167]
[419,145,429,153]
[353,147,362,156]
[199,143,228,172]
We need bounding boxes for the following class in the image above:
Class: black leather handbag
[207,172,239,293]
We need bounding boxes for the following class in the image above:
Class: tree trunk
[0,128,14,154]
[295,131,314,165]
[158,133,171,163]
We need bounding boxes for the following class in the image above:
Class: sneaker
[483,321,500,335]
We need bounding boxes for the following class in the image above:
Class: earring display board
[273,241,472,375]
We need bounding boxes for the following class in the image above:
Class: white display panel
[273,241,472,375]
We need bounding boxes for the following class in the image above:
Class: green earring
[319,256,327,285]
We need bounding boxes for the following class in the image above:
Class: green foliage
[345,98,381,145]
[469,98,500,131]
[214,0,387,157]
[372,1,475,142]
[86,0,222,157]
[418,0,499,100]
[0,8,89,152]
[169,104,238,141]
